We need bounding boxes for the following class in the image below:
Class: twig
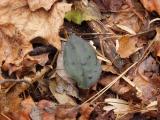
[0,79,31,85]
[0,113,12,120]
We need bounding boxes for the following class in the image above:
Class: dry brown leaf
[117,36,140,58]
[140,0,160,15]
[21,97,36,114]
[0,0,72,50]
[27,0,57,11]
[55,105,77,120]
[99,75,131,95]
[104,98,132,114]
[49,80,77,106]
[36,100,56,120]
[138,56,159,82]
[55,75,79,98]
[0,24,32,67]
[133,76,156,103]
[79,103,94,120]
[133,56,158,103]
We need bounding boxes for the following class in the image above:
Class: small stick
[0,79,30,85]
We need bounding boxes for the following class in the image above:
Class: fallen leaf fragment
[116,24,136,35]
[27,0,57,11]
[138,56,159,82]
[0,1,72,50]
[117,36,140,58]
[21,97,36,114]
[49,80,77,106]
[104,98,131,115]
[133,72,157,103]
[55,105,77,120]
[79,103,94,120]
[37,100,57,120]
[55,75,79,98]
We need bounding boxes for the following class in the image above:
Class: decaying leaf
[49,80,77,106]
[65,1,101,24]
[117,36,140,58]
[54,105,77,120]
[64,34,102,89]
[138,56,159,82]
[79,103,94,120]
[0,0,72,50]
[55,75,79,98]
[133,56,158,102]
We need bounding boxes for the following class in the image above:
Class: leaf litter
[0,0,160,120]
